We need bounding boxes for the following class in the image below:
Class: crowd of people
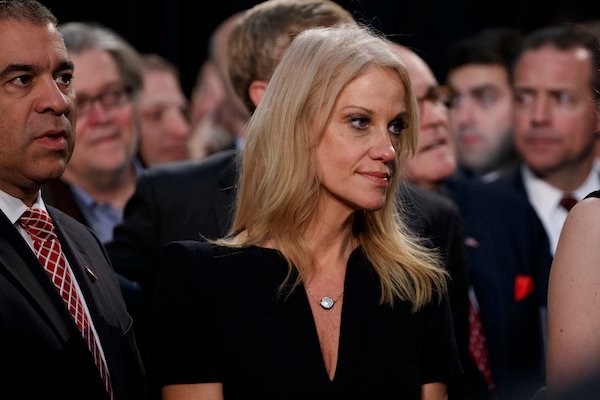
[2,0,600,399]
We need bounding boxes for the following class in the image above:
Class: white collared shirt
[521,164,600,255]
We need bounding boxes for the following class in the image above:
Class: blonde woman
[152,24,461,400]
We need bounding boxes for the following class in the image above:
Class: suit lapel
[0,212,73,342]
[48,209,145,395]
[49,210,109,327]
[48,210,126,376]
[514,165,527,196]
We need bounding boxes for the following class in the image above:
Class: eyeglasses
[76,86,132,116]
[416,85,452,113]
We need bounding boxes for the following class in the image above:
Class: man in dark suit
[42,22,144,246]
[496,24,600,256]
[0,1,145,399]
[445,27,522,181]
[394,42,552,399]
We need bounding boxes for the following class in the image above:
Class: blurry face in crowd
[316,67,405,216]
[513,44,600,177]
[67,48,137,178]
[190,61,225,127]
[137,68,191,166]
[0,20,75,204]
[395,46,456,191]
[448,64,515,174]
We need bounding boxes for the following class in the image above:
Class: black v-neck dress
[152,241,462,399]
[586,190,600,200]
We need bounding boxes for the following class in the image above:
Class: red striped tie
[20,208,113,398]
[469,294,496,398]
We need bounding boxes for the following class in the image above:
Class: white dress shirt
[521,164,600,255]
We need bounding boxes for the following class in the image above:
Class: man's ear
[249,80,268,108]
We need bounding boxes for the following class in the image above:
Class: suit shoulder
[493,165,523,190]
[400,184,460,217]
[141,150,238,181]
[483,179,532,207]
[46,205,111,262]
[46,205,95,237]
[458,180,543,229]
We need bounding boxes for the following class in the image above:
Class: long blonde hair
[219,24,447,312]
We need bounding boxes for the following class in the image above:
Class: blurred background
[41,0,600,98]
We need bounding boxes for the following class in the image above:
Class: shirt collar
[70,157,144,210]
[0,189,47,224]
[522,163,600,215]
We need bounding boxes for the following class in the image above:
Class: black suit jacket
[0,206,145,400]
[108,149,470,395]
[400,184,471,399]
[108,149,239,289]
[494,165,527,199]
[442,174,553,399]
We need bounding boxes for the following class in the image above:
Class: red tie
[19,208,113,398]
[559,194,577,211]
[469,294,496,397]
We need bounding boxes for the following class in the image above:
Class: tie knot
[19,208,57,241]
[559,194,578,212]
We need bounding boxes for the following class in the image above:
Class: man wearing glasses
[43,22,143,245]
[393,41,552,399]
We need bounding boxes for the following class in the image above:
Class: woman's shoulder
[568,193,600,223]
[161,240,224,260]
[161,240,285,267]
[555,193,600,258]
[158,241,289,291]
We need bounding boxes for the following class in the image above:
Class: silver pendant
[319,296,335,309]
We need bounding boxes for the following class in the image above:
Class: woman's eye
[389,118,407,136]
[350,116,369,129]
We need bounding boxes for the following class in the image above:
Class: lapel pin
[85,266,98,282]
[465,236,480,249]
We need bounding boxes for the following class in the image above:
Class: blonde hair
[219,24,447,312]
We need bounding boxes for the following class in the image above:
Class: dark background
[40,0,600,98]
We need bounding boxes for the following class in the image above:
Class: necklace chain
[306,287,344,310]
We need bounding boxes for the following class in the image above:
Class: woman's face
[315,66,408,216]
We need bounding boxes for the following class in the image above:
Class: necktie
[559,194,578,211]
[469,293,496,397]
[19,208,113,398]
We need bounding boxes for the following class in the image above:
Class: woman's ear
[249,80,268,108]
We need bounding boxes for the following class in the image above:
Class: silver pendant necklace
[306,287,344,310]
